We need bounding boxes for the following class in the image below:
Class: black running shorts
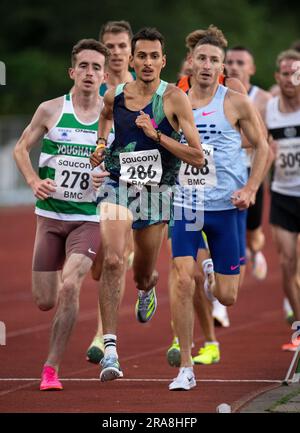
[270,191,300,233]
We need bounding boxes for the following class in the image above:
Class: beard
[141,78,155,83]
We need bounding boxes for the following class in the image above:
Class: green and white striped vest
[35,94,99,222]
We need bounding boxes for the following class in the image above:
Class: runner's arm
[90,89,114,168]
[237,95,269,193]
[168,89,204,167]
[136,89,204,167]
[13,102,57,199]
[97,88,114,140]
[242,107,274,177]
[225,77,247,95]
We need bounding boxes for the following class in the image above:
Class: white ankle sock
[205,341,219,347]
[103,334,117,357]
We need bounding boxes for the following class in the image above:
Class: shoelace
[198,347,215,355]
[138,290,152,307]
[44,368,57,381]
[178,368,194,379]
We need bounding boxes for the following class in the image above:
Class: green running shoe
[86,336,104,364]
[193,343,220,365]
[167,337,181,367]
[135,287,157,323]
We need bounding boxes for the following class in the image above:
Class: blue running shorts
[172,208,240,275]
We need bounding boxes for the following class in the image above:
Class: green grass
[268,386,300,412]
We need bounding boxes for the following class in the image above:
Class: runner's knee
[34,294,56,311]
[60,278,79,304]
[248,229,265,252]
[175,270,194,300]
[103,252,124,273]
[217,290,237,307]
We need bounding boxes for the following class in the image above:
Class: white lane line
[0,381,40,398]
[0,378,283,383]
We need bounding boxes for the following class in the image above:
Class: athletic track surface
[0,195,294,413]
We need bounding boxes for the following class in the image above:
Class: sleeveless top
[104,80,181,187]
[266,96,300,197]
[35,94,99,221]
[175,84,246,211]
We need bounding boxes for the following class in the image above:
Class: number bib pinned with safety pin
[275,139,300,184]
[178,144,217,188]
[52,155,94,202]
[119,149,163,188]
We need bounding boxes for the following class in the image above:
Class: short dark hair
[99,20,133,42]
[193,25,228,52]
[71,39,110,67]
[131,27,165,55]
[227,45,254,57]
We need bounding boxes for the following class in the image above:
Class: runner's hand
[135,111,157,140]
[92,167,110,190]
[90,147,105,168]
[31,178,56,200]
[231,186,255,210]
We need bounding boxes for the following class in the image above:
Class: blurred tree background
[0,0,299,115]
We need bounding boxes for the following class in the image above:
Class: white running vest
[265,96,300,197]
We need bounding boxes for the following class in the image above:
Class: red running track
[0,202,294,413]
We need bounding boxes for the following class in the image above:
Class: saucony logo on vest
[121,154,159,164]
[58,158,92,169]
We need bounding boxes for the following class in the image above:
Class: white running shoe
[169,367,196,391]
[212,299,230,328]
[252,251,267,280]
[100,355,123,382]
[202,259,216,302]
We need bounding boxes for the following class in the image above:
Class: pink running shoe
[40,365,63,391]
[281,337,300,352]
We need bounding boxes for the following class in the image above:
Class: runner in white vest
[265,49,300,352]
[13,39,110,390]
[226,46,273,282]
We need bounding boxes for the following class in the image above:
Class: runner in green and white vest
[35,93,99,221]
[13,39,110,391]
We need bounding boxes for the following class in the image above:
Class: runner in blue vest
[86,20,136,365]
[169,25,269,391]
